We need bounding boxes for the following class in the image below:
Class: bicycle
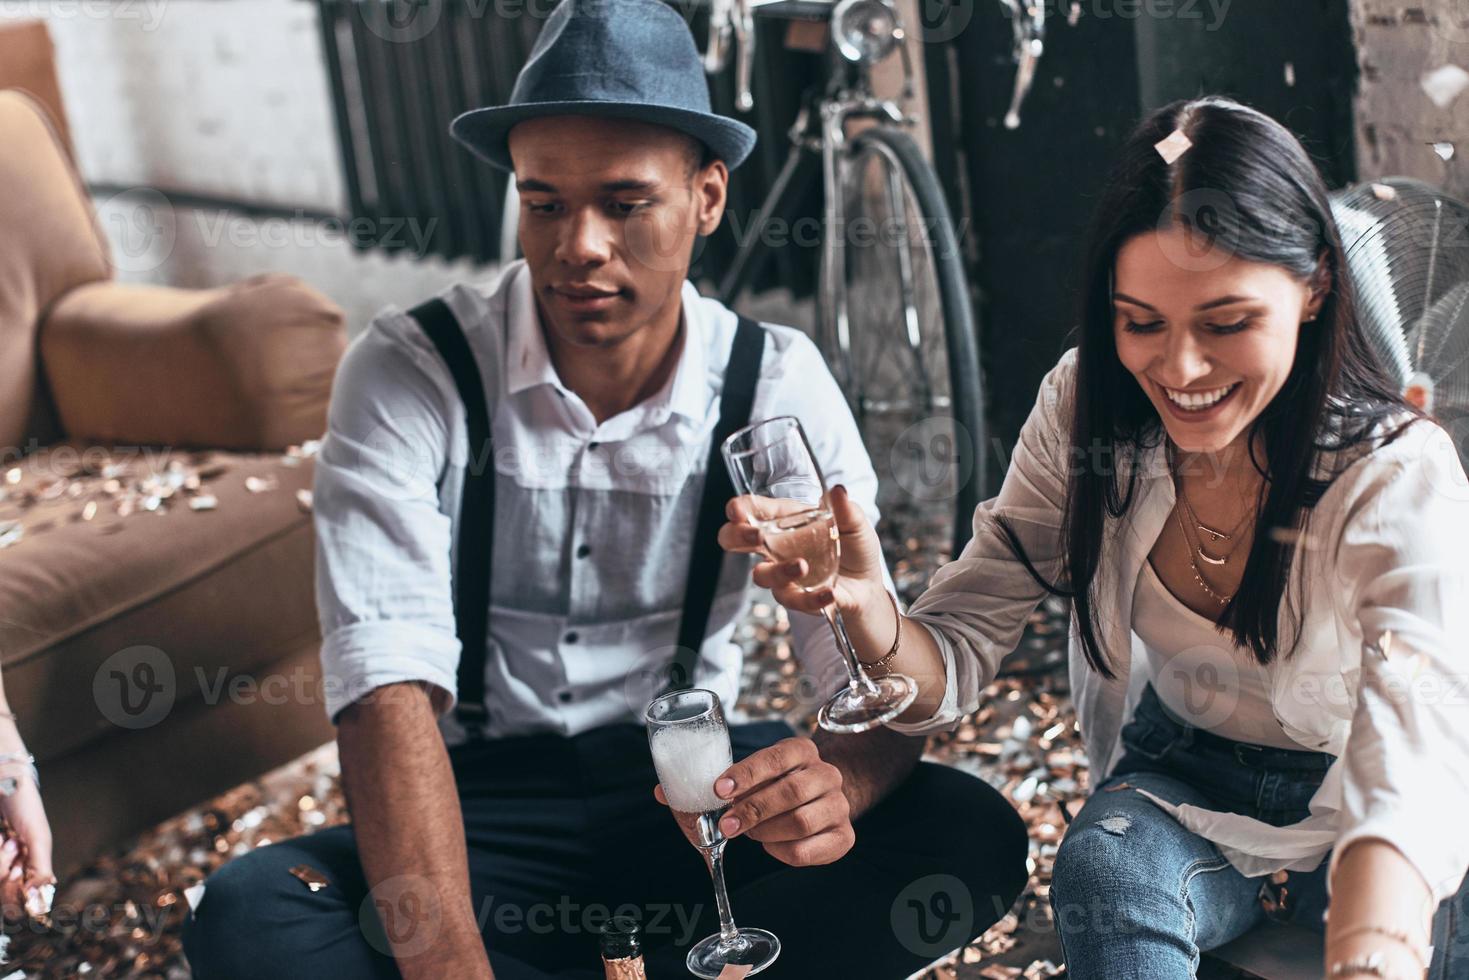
[708,0,986,570]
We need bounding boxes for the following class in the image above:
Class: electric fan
[1331,176,1469,474]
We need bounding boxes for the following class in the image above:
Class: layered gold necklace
[1166,440,1255,606]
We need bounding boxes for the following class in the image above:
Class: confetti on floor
[0,465,1259,978]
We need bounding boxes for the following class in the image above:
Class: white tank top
[1131,557,1301,750]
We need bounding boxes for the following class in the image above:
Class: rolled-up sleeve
[1327,422,1469,906]
[898,347,1076,734]
[313,313,464,724]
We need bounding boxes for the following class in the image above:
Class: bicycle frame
[713,3,930,414]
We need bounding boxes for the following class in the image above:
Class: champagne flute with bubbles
[722,415,917,733]
[645,689,780,978]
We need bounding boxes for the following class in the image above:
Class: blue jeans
[1051,684,1469,979]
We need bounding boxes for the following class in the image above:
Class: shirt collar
[504,263,565,398]
[502,263,711,423]
[664,279,710,423]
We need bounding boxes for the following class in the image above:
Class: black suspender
[666,316,766,694]
[405,296,766,739]
[406,297,496,737]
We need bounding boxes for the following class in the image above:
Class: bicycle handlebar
[705,0,922,115]
[734,0,755,111]
[704,0,756,110]
[704,0,734,74]
[1000,0,1046,130]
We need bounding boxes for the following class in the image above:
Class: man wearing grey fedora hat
[182,1,1027,978]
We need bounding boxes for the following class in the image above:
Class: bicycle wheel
[829,125,985,602]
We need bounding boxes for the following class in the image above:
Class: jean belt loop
[1234,743,1265,767]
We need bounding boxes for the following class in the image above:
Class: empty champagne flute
[645,689,780,978]
[721,415,917,733]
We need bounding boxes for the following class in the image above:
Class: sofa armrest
[39,274,346,451]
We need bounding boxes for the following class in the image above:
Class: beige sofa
[0,84,346,876]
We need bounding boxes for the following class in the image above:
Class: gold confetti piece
[190,495,219,512]
[245,475,279,494]
[1371,182,1399,202]
[82,500,97,521]
[1403,371,1435,413]
[287,439,322,459]
[288,865,330,892]
[715,966,753,979]
[24,881,55,917]
[296,489,314,512]
[980,967,1023,979]
[1154,128,1193,165]
[1422,64,1469,110]
[3,469,18,485]
[0,522,21,550]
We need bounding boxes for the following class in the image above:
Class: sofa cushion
[0,90,110,455]
[0,21,74,159]
[0,441,322,762]
[41,276,347,452]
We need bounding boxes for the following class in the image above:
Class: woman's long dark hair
[996,96,1426,678]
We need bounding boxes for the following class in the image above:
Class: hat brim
[450,101,757,173]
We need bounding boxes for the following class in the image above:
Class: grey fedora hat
[450,0,757,172]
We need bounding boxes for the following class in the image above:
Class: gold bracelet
[1329,924,1430,970]
[857,590,903,677]
[1326,951,1417,980]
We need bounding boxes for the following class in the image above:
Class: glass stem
[822,604,881,696]
[704,839,740,944]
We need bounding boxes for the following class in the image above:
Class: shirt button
[557,690,574,704]
[576,544,592,559]
[564,631,579,644]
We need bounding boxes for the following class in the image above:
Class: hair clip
[1155,128,1194,165]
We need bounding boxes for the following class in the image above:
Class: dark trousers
[182,721,1028,979]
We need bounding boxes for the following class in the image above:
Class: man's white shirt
[313,259,896,746]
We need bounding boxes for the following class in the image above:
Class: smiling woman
[733,93,1469,980]
[1032,95,1417,674]
[986,94,1459,979]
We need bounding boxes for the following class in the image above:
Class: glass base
[816,673,918,734]
[685,927,781,978]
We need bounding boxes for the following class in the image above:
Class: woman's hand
[0,743,55,919]
[718,484,888,618]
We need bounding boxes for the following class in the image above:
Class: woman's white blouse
[1133,558,1302,752]
[902,346,1469,904]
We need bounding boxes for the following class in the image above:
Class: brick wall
[1351,0,1469,199]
